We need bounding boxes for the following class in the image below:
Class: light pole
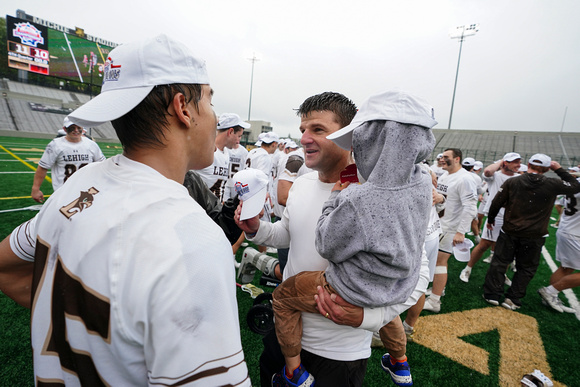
[448,24,479,129]
[247,52,260,121]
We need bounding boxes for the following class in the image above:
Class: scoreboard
[6,15,50,75]
[5,13,117,85]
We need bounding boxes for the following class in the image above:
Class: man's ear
[172,93,193,127]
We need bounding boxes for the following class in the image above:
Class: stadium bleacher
[0,79,118,140]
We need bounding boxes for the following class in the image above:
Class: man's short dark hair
[112,84,203,151]
[445,148,462,161]
[218,125,244,134]
[462,165,474,172]
[296,92,357,128]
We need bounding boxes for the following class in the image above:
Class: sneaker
[483,295,499,306]
[422,296,441,313]
[538,287,563,313]
[474,235,481,244]
[459,267,471,283]
[483,254,493,264]
[501,298,521,311]
[277,365,315,387]
[381,353,413,386]
[504,275,512,287]
[560,304,576,314]
[550,223,559,228]
[371,331,384,348]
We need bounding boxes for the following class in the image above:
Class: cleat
[538,287,563,313]
[474,235,481,244]
[501,298,520,311]
[381,353,413,386]
[483,295,499,306]
[459,267,471,283]
[422,296,441,313]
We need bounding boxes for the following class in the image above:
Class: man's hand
[31,188,44,203]
[551,161,562,171]
[234,201,260,234]
[487,221,494,230]
[433,189,445,205]
[314,286,363,327]
[452,232,465,246]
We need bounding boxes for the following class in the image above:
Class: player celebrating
[31,116,105,202]
[1,34,250,386]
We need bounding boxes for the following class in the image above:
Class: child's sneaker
[278,365,315,387]
[381,353,413,386]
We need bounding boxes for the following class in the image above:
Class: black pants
[259,329,368,387]
[483,231,545,305]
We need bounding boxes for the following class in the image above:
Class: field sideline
[1,135,579,386]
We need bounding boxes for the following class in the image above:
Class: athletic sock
[430,294,441,302]
[390,355,408,365]
[546,285,558,295]
[403,320,413,332]
[286,365,300,379]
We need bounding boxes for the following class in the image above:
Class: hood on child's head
[352,121,435,187]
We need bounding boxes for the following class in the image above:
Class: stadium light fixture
[247,52,261,121]
[448,24,479,130]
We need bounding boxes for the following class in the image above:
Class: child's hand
[332,180,351,192]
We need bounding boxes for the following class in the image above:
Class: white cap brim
[69,86,154,127]
[239,186,267,220]
[452,239,474,262]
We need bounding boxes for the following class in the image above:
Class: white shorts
[555,231,580,270]
[438,231,456,254]
[425,236,439,281]
[481,216,504,243]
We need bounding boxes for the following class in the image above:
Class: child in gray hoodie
[271,91,437,387]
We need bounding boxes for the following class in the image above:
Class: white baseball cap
[286,140,299,149]
[436,153,444,159]
[568,166,580,172]
[474,161,483,170]
[233,169,269,220]
[217,113,250,130]
[462,157,476,167]
[63,116,78,129]
[327,90,438,151]
[519,164,528,172]
[503,152,521,162]
[69,34,209,127]
[528,153,551,168]
[261,132,279,144]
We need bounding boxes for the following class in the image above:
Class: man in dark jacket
[483,153,580,310]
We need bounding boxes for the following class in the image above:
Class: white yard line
[541,246,580,320]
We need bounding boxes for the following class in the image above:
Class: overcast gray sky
[3,0,579,139]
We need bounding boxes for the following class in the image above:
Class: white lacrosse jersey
[559,177,580,237]
[29,155,249,386]
[194,147,230,202]
[246,147,272,177]
[224,144,248,200]
[38,136,105,191]
[482,170,517,216]
[437,168,478,234]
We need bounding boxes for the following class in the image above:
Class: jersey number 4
[32,239,110,386]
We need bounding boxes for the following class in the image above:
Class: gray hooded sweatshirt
[315,120,435,307]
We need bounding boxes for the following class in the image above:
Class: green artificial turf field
[0,135,578,386]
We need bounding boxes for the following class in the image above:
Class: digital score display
[6,15,50,75]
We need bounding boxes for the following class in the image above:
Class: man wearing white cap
[2,35,250,386]
[423,148,478,313]
[483,154,580,310]
[31,116,105,203]
[194,112,249,202]
[247,131,279,222]
[236,91,432,387]
[430,153,446,179]
[459,152,521,283]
